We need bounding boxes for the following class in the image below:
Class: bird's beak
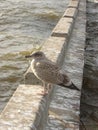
[25,54,33,58]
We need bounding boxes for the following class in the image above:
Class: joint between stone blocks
[63,8,78,20]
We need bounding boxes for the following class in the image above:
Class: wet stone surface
[80,0,98,130]
[0,85,51,130]
[45,0,86,129]
[46,87,80,130]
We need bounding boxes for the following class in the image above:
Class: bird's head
[25,51,46,60]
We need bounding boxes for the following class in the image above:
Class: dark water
[80,1,98,130]
[0,0,68,112]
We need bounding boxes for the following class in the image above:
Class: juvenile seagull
[25,51,80,94]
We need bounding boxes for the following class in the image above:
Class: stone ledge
[45,0,86,129]
[0,85,52,130]
[68,0,80,8]
[51,17,73,38]
[41,36,67,65]
[63,8,78,19]
[0,0,83,129]
[51,0,80,38]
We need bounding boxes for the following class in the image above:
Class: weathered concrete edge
[68,0,80,8]
[45,0,86,129]
[51,0,80,38]
[0,0,81,130]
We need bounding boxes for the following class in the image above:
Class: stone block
[68,0,79,8]
[42,36,67,64]
[0,85,51,130]
[63,8,78,19]
[51,18,73,38]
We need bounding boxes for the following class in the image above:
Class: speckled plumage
[25,51,80,92]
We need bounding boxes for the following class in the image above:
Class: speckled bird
[25,51,80,94]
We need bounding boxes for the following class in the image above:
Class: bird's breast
[31,61,41,77]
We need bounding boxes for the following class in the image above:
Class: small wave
[0,75,20,83]
[19,46,42,56]
[0,65,19,70]
[0,53,18,60]
[36,11,59,20]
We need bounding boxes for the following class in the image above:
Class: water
[80,0,98,129]
[0,0,68,112]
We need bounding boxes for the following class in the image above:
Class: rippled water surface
[0,0,68,112]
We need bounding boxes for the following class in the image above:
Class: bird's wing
[36,60,60,72]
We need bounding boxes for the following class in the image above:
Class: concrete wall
[0,0,86,130]
[45,0,86,129]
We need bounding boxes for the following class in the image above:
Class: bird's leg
[42,83,52,95]
[39,81,49,95]
[47,83,52,91]
[43,82,47,93]
[38,82,51,96]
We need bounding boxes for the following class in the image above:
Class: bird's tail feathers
[58,82,80,91]
[58,73,80,91]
